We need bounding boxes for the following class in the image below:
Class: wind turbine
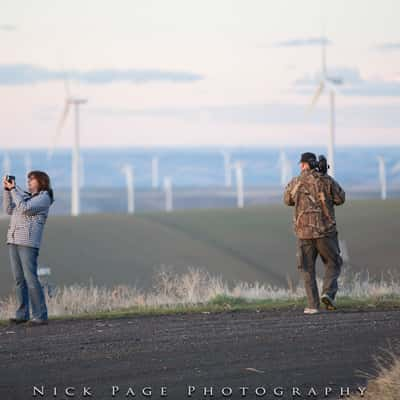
[151,156,159,189]
[221,150,232,188]
[339,239,350,264]
[377,156,387,200]
[2,153,11,176]
[279,150,292,187]
[163,176,173,212]
[49,79,87,216]
[308,37,342,177]
[24,153,32,176]
[233,161,244,208]
[79,154,85,188]
[392,161,400,175]
[122,164,135,214]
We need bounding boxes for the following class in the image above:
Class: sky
[1,0,400,148]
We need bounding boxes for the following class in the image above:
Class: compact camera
[5,175,15,184]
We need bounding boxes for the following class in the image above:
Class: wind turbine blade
[308,81,325,112]
[56,100,71,134]
[61,65,72,98]
[392,161,400,174]
[321,38,327,78]
[48,101,70,159]
[324,78,341,94]
[64,78,71,98]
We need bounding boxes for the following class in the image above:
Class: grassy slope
[0,199,399,297]
[149,199,400,277]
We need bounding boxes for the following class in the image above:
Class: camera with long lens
[308,155,329,174]
[316,155,329,175]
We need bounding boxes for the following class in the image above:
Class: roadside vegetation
[0,267,399,321]
[350,350,400,400]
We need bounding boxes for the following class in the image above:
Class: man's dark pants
[296,232,343,309]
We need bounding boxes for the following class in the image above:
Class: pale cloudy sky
[1,0,400,148]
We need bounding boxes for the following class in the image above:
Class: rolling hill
[0,199,398,298]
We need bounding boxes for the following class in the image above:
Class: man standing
[284,152,345,314]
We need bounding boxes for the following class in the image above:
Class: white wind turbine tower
[285,157,293,184]
[339,239,350,264]
[377,156,387,200]
[308,37,342,177]
[151,156,159,189]
[279,150,292,187]
[233,161,244,208]
[221,150,232,188]
[163,176,173,212]
[49,80,87,216]
[80,154,85,188]
[24,153,32,176]
[3,153,11,176]
[122,164,135,214]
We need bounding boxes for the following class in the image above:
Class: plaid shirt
[3,187,52,248]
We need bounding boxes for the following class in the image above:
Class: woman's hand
[3,176,15,190]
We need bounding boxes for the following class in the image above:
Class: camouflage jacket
[284,169,345,239]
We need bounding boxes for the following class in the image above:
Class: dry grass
[351,350,400,399]
[0,267,399,320]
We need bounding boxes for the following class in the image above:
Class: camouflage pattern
[284,168,345,308]
[284,169,345,239]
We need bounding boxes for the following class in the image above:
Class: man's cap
[299,152,317,164]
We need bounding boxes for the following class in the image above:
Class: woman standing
[3,171,54,326]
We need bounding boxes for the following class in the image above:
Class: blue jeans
[8,244,48,321]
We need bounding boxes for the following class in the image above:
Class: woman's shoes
[9,318,28,325]
[9,318,48,326]
[26,319,49,327]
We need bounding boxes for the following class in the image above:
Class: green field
[0,199,399,298]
